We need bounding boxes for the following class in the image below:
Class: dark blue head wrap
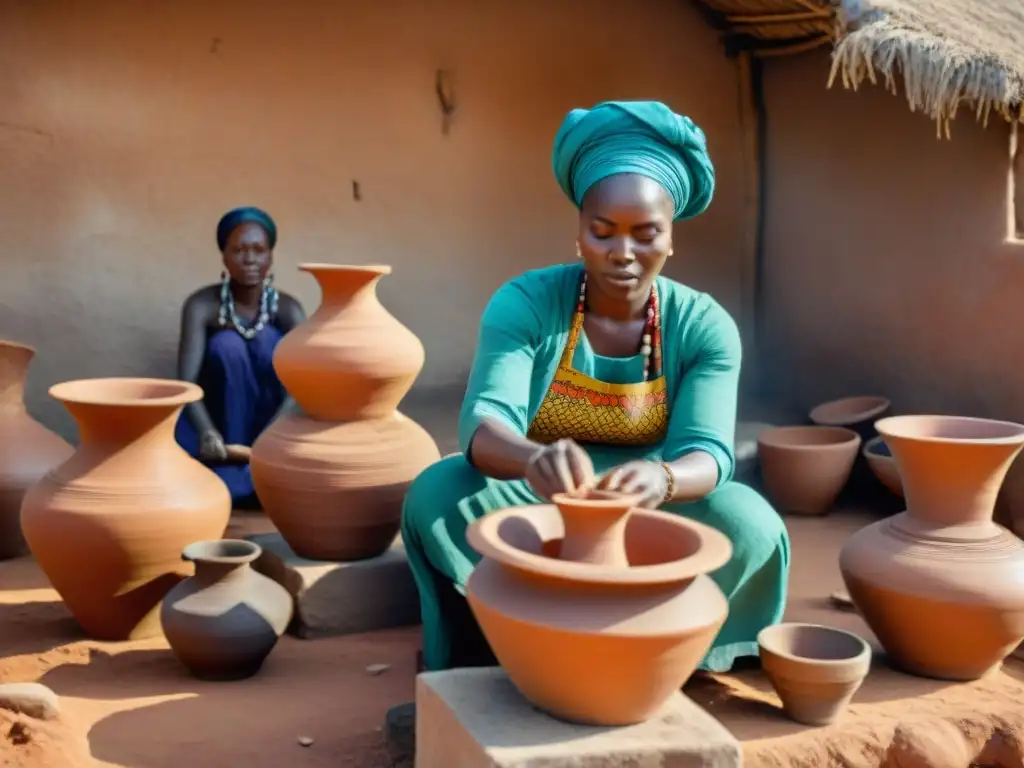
[552,101,715,221]
[216,206,277,251]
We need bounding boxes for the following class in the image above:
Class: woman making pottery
[402,101,790,672]
[175,206,306,508]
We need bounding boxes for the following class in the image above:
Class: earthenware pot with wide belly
[0,340,73,560]
[162,539,293,680]
[465,489,733,726]
[840,415,1024,680]
[20,378,231,640]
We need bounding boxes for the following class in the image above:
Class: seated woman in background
[175,206,306,508]
[402,101,790,672]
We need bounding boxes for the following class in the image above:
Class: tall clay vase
[20,379,232,640]
[466,489,733,726]
[161,539,293,680]
[0,341,73,560]
[840,415,1024,680]
[251,264,440,561]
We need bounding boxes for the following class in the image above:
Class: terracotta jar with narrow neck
[0,340,73,560]
[466,489,732,726]
[251,264,440,561]
[840,415,1024,680]
[20,378,232,640]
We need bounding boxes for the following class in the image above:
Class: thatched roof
[695,0,1024,130]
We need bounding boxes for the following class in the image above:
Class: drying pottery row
[250,264,440,561]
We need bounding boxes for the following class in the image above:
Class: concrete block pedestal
[245,532,420,638]
[415,667,741,768]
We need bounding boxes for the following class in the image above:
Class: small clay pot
[549,489,644,567]
[809,396,890,430]
[758,623,871,726]
[757,426,861,515]
[161,539,293,680]
[863,436,903,497]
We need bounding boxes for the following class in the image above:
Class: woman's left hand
[596,460,670,509]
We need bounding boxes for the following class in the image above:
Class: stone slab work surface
[246,532,420,638]
[415,667,741,768]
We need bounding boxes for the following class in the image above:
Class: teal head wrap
[216,206,277,251]
[552,100,715,221]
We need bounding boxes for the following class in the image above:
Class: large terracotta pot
[21,378,231,640]
[251,412,439,560]
[162,539,293,680]
[252,263,440,561]
[0,341,73,560]
[272,264,426,422]
[840,415,1024,680]
[466,489,732,726]
[758,426,861,515]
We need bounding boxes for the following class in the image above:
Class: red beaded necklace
[577,272,663,381]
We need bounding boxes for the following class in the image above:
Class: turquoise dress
[401,264,790,671]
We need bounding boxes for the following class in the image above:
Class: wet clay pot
[466,489,733,726]
[161,539,293,680]
[863,436,903,497]
[272,264,426,422]
[21,379,231,640]
[252,264,440,561]
[0,341,73,560]
[758,623,871,726]
[840,415,1024,680]
[251,412,440,560]
[758,426,861,515]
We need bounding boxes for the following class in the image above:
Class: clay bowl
[809,396,890,430]
[758,623,871,726]
[862,436,903,497]
[465,503,733,726]
[757,426,861,515]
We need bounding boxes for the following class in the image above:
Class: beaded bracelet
[660,462,676,504]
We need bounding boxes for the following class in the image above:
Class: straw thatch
[695,0,1024,129]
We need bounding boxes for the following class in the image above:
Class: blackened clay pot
[161,539,293,680]
[466,489,733,726]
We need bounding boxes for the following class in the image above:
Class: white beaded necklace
[218,272,279,340]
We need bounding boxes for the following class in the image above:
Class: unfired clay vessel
[809,395,890,430]
[0,341,73,560]
[840,415,1024,680]
[863,435,903,497]
[466,489,733,726]
[758,426,861,515]
[21,378,232,640]
[251,264,440,561]
[161,539,293,680]
[758,623,871,726]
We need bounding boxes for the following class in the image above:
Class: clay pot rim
[182,539,261,564]
[0,339,35,355]
[758,426,861,451]
[550,489,646,508]
[876,415,1024,445]
[809,395,890,427]
[467,505,733,586]
[862,435,893,460]
[48,378,203,407]
[758,622,872,673]
[298,263,392,276]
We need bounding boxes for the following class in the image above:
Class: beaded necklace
[577,272,662,381]
[218,272,279,340]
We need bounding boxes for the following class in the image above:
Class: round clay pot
[161,539,293,680]
[809,395,890,430]
[21,378,232,640]
[863,436,903,497]
[0,341,73,560]
[272,264,426,422]
[466,489,733,726]
[758,623,871,726]
[840,415,1024,680]
[758,426,861,515]
[251,411,440,560]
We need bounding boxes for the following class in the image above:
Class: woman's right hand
[524,439,595,499]
[199,429,229,463]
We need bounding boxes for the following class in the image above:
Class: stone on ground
[415,667,741,768]
[384,701,415,768]
[246,532,420,638]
